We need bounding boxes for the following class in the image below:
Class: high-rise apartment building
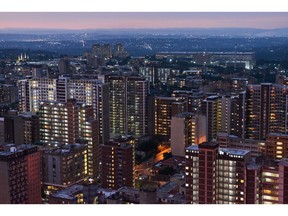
[65,78,109,143]
[217,132,264,157]
[170,113,206,157]
[264,133,288,159]
[262,160,279,204]
[39,99,99,177]
[230,78,248,94]
[20,114,40,145]
[58,57,70,75]
[245,83,288,140]
[171,89,204,113]
[107,75,149,137]
[4,111,23,144]
[139,67,155,86]
[18,78,58,113]
[0,144,42,204]
[100,137,135,190]
[221,95,232,133]
[0,117,4,145]
[185,142,219,204]
[0,84,17,105]
[2,112,39,145]
[154,97,186,136]
[230,92,246,138]
[18,77,109,144]
[201,95,222,141]
[42,144,88,193]
[185,142,257,204]
[278,158,288,204]
[157,68,172,84]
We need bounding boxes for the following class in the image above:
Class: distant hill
[0,28,288,39]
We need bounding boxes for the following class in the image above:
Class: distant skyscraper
[139,67,155,86]
[230,78,248,94]
[107,75,149,137]
[157,68,172,84]
[58,57,70,75]
[0,144,42,204]
[114,44,129,59]
[91,43,112,59]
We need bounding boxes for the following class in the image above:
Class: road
[134,147,171,179]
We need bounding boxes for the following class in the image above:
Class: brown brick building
[101,137,135,190]
[0,144,42,204]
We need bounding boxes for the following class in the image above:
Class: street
[134,147,171,179]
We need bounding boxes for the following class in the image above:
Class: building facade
[154,97,186,137]
[39,99,99,177]
[171,113,206,157]
[245,83,288,140]
[0,144,41,204]
[101,137,135,190]
[107,75,149,137]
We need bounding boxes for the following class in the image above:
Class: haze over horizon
[0,12,288,30]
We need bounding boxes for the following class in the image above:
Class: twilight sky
[0,12,288,29]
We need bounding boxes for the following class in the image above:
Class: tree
[163,152,172,160]
[158,167,176,176]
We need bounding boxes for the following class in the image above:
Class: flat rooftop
[157,181,178,194]
[219,148,250,156]
[186,145,199,152]
[51,184,83,200]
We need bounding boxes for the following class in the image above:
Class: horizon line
[1,27,288,31]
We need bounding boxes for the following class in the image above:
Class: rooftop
[118,187,139,195]
[219,148,250,157]
[267,133,288,138]
[97,188,118,198]
[43,143,87,155]
[199,142,219,149]
[186,145,199,152]
[0,144,36,157]
[174,112,194,118]
[247,162,262,170]
[157,181,178,194]
[51,184,83,200]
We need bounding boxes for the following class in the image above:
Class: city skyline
[0,12,288,30]
[2,4,288,210]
